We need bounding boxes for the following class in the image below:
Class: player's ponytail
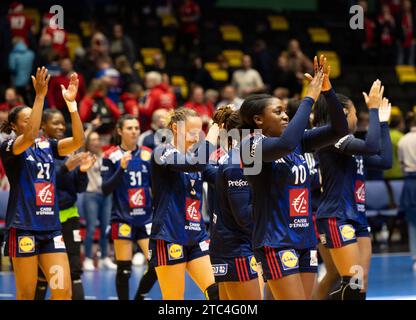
[0,105,28,134]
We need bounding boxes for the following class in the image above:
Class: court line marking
[368,295,416,300]
[372,252,411,258]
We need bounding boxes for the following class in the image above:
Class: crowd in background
[1,0,416,268]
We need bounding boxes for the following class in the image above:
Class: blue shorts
[211,255,259,283]
[254,246,318,281]
[149,239,210,267]
[3,227,66,258]
[317,217,371,249]
[111,221,151,241]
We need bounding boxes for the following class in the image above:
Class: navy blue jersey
[243,135,316,249]
[151,142,216,246]
[210,148,253,258]
[304,152,321,212]
[0,137,63,231]
[102,146,152,227]
[317,112,392,223]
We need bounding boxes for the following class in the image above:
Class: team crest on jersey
[185,198,201,222]
[128,188,146,208]
[35,182,55,206]
[18,236,35,254]
[279,250,299,271]
[141,149,151,161]
[249,256,258,274]
[339,224,356,241]
[354,180,366,204]
[289,188,309,216]
[212,264,228,276]
[167,243,184,260]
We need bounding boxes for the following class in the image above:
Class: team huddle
[0,55,392,300]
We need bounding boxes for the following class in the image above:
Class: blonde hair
[165,107,198,129]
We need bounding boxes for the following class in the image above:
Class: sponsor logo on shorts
[118,223,132,238]
[339,224,356,242]
[212,264,228,276]
[249,256,257,274]
[199,240,210,252]
[319,233,327,244]
[167,243,184,261]
[18,236,35,254]
[278,249,299,271]
[310,250,318,267]
[73,230,81,242]
[53,235,66,249]
[289,188,309,217]
[35,182,55,206]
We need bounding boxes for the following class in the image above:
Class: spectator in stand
[120,83,143,117]
[109,24,136,65]
[8,37,35,102]
[271,53,302,98]
[231,54,265,98]
[140,71,176,131]
[398,114,416,272]
[138,108,169,150]
[7,2,33,46]
[0,87,24,112]
[284,39,314,83]
[41,13,69,59]
[396,0,416,65]
[79,79,121,143]
[146,53,168,77]
[38,33,54,68]
[384,114,405,179]
[357,0,377,64]
[188,56,215,90]
[205,89,219,107]
[48,58,86,122]
[216,85,243,109]
[252,39,273,86]
[377,3,396,65]
[75,32,110,84]
[184,85,214,133]
[115,55,141,93]
[177,0,201,52]
[96,57,122,104]
[82,129,116,271]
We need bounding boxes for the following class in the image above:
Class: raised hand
[304,54,331,92]
[305,68,325,101]
[363,80,384,109]
[61,72,79,102]
[31,67,51,98]
[379,97,392,122]
[80,152,97,172]
[120,151,132,169]
[65,153,84,171]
